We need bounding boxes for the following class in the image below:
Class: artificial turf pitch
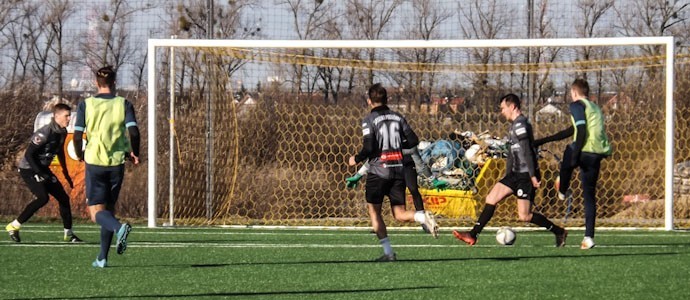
[1,224,689,299]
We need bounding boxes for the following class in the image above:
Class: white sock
[10,220,21,228]
[64,228,73,236]
[413,211,426,224]
[379,237,394,255]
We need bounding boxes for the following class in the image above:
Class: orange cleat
[452,230,477,245]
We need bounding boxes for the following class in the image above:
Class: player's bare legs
[454,183,511,245]
[367,203,387,240]
[367,203,396,261]
[517,199,568,247]
[390,205,438,238]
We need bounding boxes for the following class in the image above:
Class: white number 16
[378,122,400,151]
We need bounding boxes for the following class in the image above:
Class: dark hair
[52,103,71,113]
[571,78,589,97]
[368,83,387,105]
[500,93,521,110]
[96,66,117,88]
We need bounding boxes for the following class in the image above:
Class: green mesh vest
[571,98,612,156]
[84,96,131,166]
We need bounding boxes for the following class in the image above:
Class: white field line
[0,242,686,249]
[8,228,689,238]
[15,224,682,232]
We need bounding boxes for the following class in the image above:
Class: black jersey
[354,105,418,179]
[18,120,67,174]
[505,114,539,178]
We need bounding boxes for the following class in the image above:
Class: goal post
[146,37,676,229]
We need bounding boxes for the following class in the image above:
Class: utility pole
[526,0,535,121]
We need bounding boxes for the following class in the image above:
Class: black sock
[470,204,496,237]
[530,213,563,234]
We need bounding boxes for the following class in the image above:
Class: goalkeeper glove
[431,178,448,192]
[345,174,363,188]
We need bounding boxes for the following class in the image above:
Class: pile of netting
[418,130,507,192]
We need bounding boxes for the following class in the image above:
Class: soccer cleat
[374,253,396,262]
[92,257,107,268]
[64,233,83,243]
[116,223,132,255]
[580,236,595,250]
[555,229,568,247]
[421,223,431,234]
[423,211,439,238]
[452,230,477,246]
[558,189,572,201]
[6,223,20,243]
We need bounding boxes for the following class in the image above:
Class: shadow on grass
[131,239,263,244]
[108,250,680,269]
[10,286,442,300]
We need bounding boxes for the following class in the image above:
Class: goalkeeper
[345,145,448,231]
[5,103,82,243]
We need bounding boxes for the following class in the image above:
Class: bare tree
[532,0,561,103]
[615,0,689,56]
[29,8,56,97]
[393,0,453,111]
[346,0,402,86]
[0,0,21,33]
[278,0,336,96]
[457,0,509,113]
[316,15,350,104]
[30,1,76,97]
[1,1,39,90]
[575,0,614,102]
[167,0,258,98]
[80,0,154,73]
[614,0,688,109]
[44,0,75,99]
[0,1,22,87]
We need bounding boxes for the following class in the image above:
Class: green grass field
[1,224,689,299]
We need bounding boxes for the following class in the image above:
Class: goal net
[146,37,685,229]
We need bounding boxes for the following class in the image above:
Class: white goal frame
[146,37,675,230]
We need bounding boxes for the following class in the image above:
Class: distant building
[536,103,563,122]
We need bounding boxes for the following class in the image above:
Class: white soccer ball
[496,227,516,245]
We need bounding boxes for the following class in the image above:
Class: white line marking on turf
[1,242,687,249]
[10,229,690,238]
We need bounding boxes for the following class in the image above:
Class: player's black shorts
[499,172,535,201]
[85,164,125,207]
[365,173,406,206]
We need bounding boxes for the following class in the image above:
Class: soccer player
[348,83,439,262]
[73,66,140,267]
[535,78,611,249]
[453,94,567,247]
[5,103,83,243]
[345,145,448,233]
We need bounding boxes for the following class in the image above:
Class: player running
[453,94,567,247]
[348,83,439,262]
[345,145,448,233]
[74,66,140,267]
